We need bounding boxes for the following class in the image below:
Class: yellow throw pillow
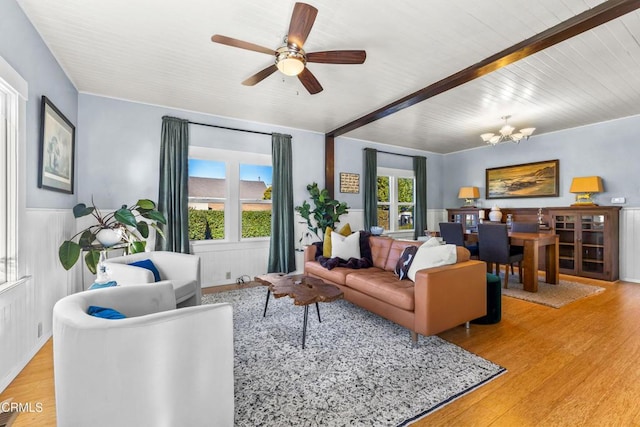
[323,223,352,258]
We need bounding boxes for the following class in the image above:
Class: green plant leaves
[85,250,100,275]
[73,203,94,218]
[114,208,137,227]
[136,221,149,238]
[141,210,167,224]
[129,241,146,253]
[59,241,81,270]
[295,182,349,241]
[136,199,156,210]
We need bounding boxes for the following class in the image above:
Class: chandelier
[480,115,535,145]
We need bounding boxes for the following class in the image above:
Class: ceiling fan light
[500,124,514,136]
[480,133,495,142]
[276,57,304,76]
[520,127,536,137]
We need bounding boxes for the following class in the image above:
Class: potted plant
[58,198,166,274]
[295,183,349,241]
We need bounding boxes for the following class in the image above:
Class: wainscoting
[0,209,77,391]
[620,207,640,283]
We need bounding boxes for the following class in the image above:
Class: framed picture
[38,96,75,194]
[486,159,559,199]
[339,172,360,193]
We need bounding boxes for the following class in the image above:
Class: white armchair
[103,251,201,307]
[53,283,234,427]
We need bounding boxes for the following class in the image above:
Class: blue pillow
[87,305,126,319]
[129,259,161,282]
[88,281,118,290]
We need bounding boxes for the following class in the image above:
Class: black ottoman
[471,273,502,324]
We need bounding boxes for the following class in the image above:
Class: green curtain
[413,156,427,240]
[268,133,296,273]
[363,148,378,230]
[156,116,190,253]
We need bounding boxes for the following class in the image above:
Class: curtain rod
[368,148,418,159]
[188,120,272,136]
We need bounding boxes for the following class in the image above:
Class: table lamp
[569,176,603,206]
[458,186,480,208]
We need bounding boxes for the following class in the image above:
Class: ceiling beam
[326,0,640,139]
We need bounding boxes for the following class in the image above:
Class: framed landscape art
[38,96,75,194]
[486,159,559,199]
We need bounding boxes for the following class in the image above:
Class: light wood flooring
[2,274,639,426]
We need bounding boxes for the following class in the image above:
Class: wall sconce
[569,176,603,206]
[458,186,480,208]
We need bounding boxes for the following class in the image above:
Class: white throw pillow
[331,231,361,260]
[421,236,441,248]
[407,243,457,282]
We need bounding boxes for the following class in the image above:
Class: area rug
[204,285,506,426]
[501,275,605,308]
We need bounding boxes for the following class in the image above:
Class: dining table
[465,231,559,293]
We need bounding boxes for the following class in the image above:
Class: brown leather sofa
[304,235,487,342]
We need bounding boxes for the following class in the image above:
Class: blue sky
[189,159,272,186]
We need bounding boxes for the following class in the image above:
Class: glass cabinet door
[580,214,605,274]
[555,215,576,271]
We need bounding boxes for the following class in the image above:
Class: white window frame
[0,55,27,290]
[188,146,272,243]
[377,167,415,233]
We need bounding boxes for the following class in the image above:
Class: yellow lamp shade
[458,186,480,199]
[569,176,603,206]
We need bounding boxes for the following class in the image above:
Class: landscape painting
[486,160,559,199]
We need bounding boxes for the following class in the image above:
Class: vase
[489,207,502,222]
[96,228,122,247]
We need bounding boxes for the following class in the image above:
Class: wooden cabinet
[549,206,620,281]
[446,208,487,232]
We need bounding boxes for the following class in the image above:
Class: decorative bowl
[370,226,384,236]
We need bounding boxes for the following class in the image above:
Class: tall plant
[295,183,349,241]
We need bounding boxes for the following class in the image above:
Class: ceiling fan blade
[242,65,278,86]
[298,68,323,94]
[211,34,275,56]
[287,2,318,48]
[306,50,367,64]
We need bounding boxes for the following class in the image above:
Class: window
[377,167,415,232]
[188,147,272,242]
[0,57,23,287]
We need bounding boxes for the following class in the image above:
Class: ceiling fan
[211,2,366,95]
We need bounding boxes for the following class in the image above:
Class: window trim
[188,146,272,243]
[0,55,27,290]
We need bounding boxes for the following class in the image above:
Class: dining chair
[438,222,479,258]
[477,223,523,288]
[509,222,540,274]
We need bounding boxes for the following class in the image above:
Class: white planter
[489,207,503,222]
[96,228,123,247]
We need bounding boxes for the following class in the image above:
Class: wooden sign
[339,173,360,193]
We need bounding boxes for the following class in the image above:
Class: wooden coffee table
[255,273,343,349]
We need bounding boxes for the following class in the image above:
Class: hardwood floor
[2,275,639,426]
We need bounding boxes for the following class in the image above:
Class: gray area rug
[203,285,506,426]
[501,274,605,308]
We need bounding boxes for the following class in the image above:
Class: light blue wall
[443,114,640,210]
[0,0,78,208]
[77,94,325,208]
[335,136,443,209]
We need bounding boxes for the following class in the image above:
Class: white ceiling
[16,0,640,153]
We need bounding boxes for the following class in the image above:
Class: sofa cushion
[369,236,393,269]
[384,240,422,271]
[331,231,361,260]
[345,270,415,311]
[305,261,354,286]
[172,279,197,304]
[394,246,418,280]
[407,243,458,282]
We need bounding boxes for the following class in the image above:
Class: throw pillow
[394,246,418,280]
[128,259,161,282]
[87,305,127,319]
[407,243,458,282]
[323,223,352,258]
[331,231,361,260]
[422,236,441,248]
